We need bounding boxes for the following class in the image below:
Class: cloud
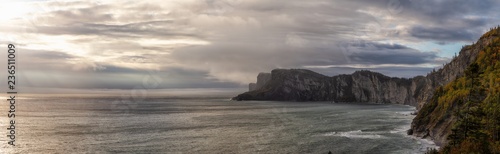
[345,42,439,65]
[4,0,500,91]
[409,26,475,42]
[308,65,436,78]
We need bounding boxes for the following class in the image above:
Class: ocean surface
[0,95,436,153]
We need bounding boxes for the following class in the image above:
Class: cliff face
[248,73,271,91]
[410,29,500,147]
[233,69,417,105]
[248,83,256,91]
[233,27,500,151]
[412,39,484,109]
[234,69,332,101]
[256,73,272,90]
[233,35,484,109]
[330,71,416,105]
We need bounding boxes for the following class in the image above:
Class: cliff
[248,73,271,91]
[233,69,417,105]
[410,27,500,151]
[412,38,484,109]
[233,32,485,109]
[233,27,500,152]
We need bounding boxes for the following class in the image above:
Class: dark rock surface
[233,69,417,105]
[233,36,483,109]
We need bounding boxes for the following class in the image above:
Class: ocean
[0,95,436,153]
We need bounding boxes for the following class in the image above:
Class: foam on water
[323,130,385,139]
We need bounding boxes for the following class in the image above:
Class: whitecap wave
[390,124,411,134]
[411,136,440,153]
[323,130,384,139]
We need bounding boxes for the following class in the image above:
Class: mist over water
[0,96,434,153]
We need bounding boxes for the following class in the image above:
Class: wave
[390,124,411,134]
[323,130,384,139]
[390,123,440,153]
[410,136,440,153]
[388,120,440,152]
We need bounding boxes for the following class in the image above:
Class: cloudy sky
[1,0,499,93]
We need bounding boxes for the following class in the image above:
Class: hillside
[411,27,500,153]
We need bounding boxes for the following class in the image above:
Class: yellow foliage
[421,27,500,153]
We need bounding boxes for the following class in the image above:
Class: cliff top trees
[421,27,500,153]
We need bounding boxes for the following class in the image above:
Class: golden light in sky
[0,1,34,22]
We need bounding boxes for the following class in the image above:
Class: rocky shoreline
[233,30,492,147]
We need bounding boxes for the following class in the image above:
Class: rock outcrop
[233,35,484,109]
[411,40,484,109]
[249,83,257,91]
[233,69,417,105]
[233,26,500,150]
[410,29,500,147]
[248,73,271,91]
[256,73,271,90]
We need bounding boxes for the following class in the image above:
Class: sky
[1,0,499,93]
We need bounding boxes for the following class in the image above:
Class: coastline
[398,107,440,153]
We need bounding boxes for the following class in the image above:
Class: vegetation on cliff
[414,27,500,153]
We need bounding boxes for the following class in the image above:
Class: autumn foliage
[420,26,500,154]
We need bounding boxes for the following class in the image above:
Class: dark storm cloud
[309,66,435,78]
[397,0,499,42]
[331,0,500,42]
[408,0,495,20]
[346,42,408,50]
[409,26,475,42]
[350,51,436,65]
[347,42,438,65]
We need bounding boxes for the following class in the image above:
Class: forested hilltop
[411,27,500,153]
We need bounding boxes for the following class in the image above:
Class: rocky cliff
[233,27,500,151]
[411,39,484,109]
[250,73,271,91]
[410,28,500,148]
[233,69,417,105]
[248,83,256,91]
[233,35,484,109]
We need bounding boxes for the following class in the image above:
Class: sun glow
[0,1,35,22]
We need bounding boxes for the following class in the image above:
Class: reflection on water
[0,95,433,153]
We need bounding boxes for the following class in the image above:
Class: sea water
[0,95,436,153]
